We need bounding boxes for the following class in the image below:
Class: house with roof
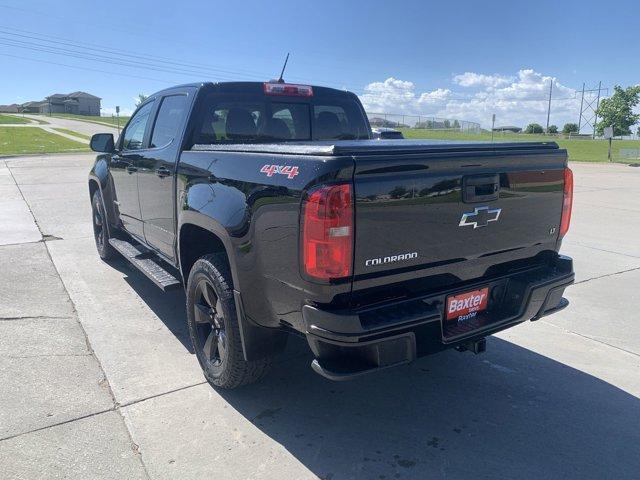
[0,103,20,113]
[492,125,522,133]
[20,91,101,116]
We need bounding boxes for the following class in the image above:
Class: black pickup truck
[88,81,574,388]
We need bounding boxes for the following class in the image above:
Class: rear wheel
[186,254,272,389]
[91,190,116,260]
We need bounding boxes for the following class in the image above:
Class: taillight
[302,183,353,280]
[560,167,573,237]
[263,82,313,97]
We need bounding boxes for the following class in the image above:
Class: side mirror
[90,133,115,153]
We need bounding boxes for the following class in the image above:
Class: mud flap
[233,290,288,361]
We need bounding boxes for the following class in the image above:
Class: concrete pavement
[3,114,120,144]
[0,154,639,479]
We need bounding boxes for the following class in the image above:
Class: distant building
[0,104,20,113]
[20,91,101,116]
[20,101,47,113]
[492,126,522,133]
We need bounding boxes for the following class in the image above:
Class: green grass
[37,113,129,128]
[52,127,91,140]
[399,128,640,163]
[0,127,89,155]
[0,114,31,124]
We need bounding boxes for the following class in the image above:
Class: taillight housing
[263,82,313,97]
[560,167,573,237]
[302,183,353,280]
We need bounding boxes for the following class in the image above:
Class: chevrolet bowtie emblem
[459,206,502,228]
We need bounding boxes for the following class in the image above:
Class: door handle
[156,167,171,178]
[126,165,137,174]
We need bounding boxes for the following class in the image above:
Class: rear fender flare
[177,210,236,284]
[89,155,117,236]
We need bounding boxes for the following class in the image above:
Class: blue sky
[1,0,637,128]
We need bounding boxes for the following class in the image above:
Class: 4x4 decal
[260,164,299,179]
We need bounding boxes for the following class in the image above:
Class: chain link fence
[366,112,481,134]
[612,147,640,163]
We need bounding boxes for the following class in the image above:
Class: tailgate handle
[463,174,500,203]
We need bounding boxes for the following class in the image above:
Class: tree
[452,120,460,130]
[562,123,579,134]
[135,94,149,107]
[525,123,544,134]
[389,186,408,199]
[415,120,434,129]
[595,85,640,136]
[547,125,558,134]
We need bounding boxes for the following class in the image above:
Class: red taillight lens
[560,167,573,237]
[302,183,353,280]
[263,82,313,97]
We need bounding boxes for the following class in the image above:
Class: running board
[109,238,181,291]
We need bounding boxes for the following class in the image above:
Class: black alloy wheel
[91,190,115,260]
[193,278,227,368]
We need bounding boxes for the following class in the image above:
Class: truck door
[110,100,155,240]
[138,93,190,259]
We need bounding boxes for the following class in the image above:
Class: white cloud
[359,70,581,129]
[453,72,512,88]
[419,88,452,103]
[359,77,450,114]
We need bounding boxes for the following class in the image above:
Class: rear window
[190,92,369,145]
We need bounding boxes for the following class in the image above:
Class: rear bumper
[303,255,574,381]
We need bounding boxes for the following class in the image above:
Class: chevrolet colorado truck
[88,81,574,389]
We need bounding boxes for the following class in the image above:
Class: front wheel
[91,190,116,260]
[186,254,272,389]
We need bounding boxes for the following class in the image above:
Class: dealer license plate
[446,287,489,321]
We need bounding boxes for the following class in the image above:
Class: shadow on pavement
[111,258,192,353]
[113,259,640,479]
[220,336,640,479]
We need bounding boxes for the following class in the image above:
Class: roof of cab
[148,81,359,99]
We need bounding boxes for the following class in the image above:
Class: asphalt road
[1,154,639,479]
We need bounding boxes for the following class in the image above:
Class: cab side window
[122,102,154,151]
[150,95,189,148]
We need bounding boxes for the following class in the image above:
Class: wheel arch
[178,222,232,283]
[178,217,288,362]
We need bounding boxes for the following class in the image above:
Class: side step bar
[109,238,181,291]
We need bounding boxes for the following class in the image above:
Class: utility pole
[578,82,606,136]
[578,83,585,132]
[593,81,602,139]
[491,113,496,142]
[546,79,553,134]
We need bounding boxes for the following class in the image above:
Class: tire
[186,253,272,389]
[91,190,116,261]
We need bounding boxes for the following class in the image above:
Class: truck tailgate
[351,143,567,285]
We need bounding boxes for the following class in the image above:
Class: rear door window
[150,95,189,148]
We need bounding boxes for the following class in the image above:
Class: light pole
[491,114,496,142]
